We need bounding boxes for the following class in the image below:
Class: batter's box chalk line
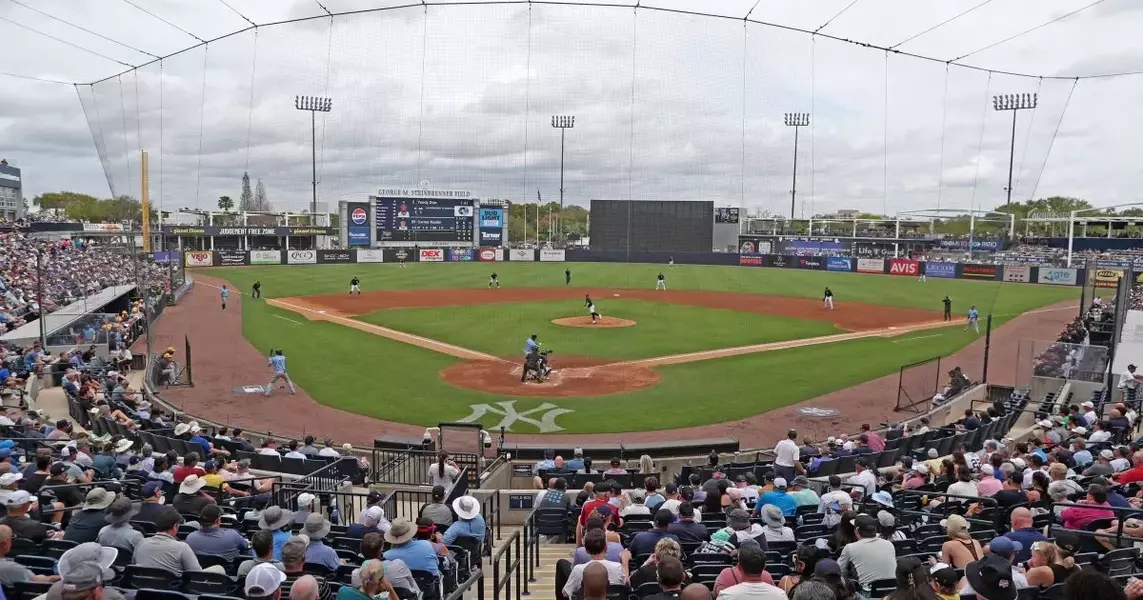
[513,365,601,384]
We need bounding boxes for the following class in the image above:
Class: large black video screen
[589,200,713,252]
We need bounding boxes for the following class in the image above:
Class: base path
[284,287,941,331]
[553,316,636,328]
[144,275,1077,448]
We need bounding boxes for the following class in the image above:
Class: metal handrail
[491,530,523,600]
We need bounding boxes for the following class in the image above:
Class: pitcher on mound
[585,295,601,324]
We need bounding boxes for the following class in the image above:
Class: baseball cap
[0,472,22,486]
[1100,449,1114,459]
[988,537,1023,556]
[142,481,163,498]
[49,463,69,477]
[1037,419,1052,429]
[4,490,33,507]
[773,477,787,488]
[245,562,287,597]
[854,514,877,535]
[1081,401,1094,408]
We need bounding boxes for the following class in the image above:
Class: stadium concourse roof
[3,1,1142,85]
[0,284,136,345]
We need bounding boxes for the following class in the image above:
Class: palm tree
[218,195,234,212]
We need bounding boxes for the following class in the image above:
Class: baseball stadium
[6,2,1143,600]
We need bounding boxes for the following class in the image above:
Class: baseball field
[153,261,1079,440]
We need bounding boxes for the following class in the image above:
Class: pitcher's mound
[552,316,636,328]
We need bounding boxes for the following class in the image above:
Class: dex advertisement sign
[856,258,884,274]
[184,251,213,268]
[419,248,444,262]
[1038,268,1077,285]
[1003,264,1031,283]
[249,250,281,265]
[888,259,918,276]
[923,262,957,279]
[287,250,317,265]
[826,257,852,272]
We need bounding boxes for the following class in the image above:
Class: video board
[589,199,714,252]
[373,192,474,244]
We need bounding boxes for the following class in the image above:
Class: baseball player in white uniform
[585,295,600,324]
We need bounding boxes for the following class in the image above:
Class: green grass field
[208,262,1080,433]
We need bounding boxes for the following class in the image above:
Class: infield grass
[205,262,1081,433]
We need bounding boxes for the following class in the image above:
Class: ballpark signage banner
[160,226,336,236]
[888,258,918,276]
[962,264,997,279]
[539,249,566,262]
[318,250,353,264]
[715,207,740,224]
[737,237,773,254]
[478,207,504,247]
[856,258,884,274]
[347,202,371,247]
[771,254,793,269]
[478,248,503,262]
[287,250,317,265]
[356,249,385,263]
[509,249,535,262]
[738,254,765,267]
[249,250,281,265]
[449,248,475,262]
[938,239,1002,251]
[1038,268,1077,285]
[924,262,957,279]
[1095,269,1124,289]
[826,257,852,272]
[149,251,175,264]
[1003,264,1031,283]
[797,257,825,270]
[215,250,247,266]
[419,248,445,262]
[184,251,213,268]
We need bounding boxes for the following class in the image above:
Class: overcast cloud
[1,0,1141,217]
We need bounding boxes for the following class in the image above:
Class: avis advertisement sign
[923,262,957,278]
[826,257,852,272]
[478,248,503,262]
[738,254,765,266]
[287,250,317,265]
[1003,264,1031,283]
[419,248,444,262]
[1038,268,1077,285]
[856,258,884,274]
[184,251,213,267]
[962,264,997,279]
[539,249,566,262]
[449,248,475,262]
[888,259,918,276]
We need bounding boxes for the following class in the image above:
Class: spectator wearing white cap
[347,505,391,537]
[903,463,929,489]
[0,472,21,506]
[1080,401,1098,427]
[1082,449,1116,477]
[976,465,1002,497]
[756,478,797,517]
[246,560,288,600]
[0,489,60,541]
[293,492,317,525]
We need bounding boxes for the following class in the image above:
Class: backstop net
[895,356,942,414]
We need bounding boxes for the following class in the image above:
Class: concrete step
[469,531,571,600]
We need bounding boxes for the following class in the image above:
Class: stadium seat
[123,566,181,590]
[181,571,239,596]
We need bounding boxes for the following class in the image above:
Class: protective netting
[65,3,1140,218]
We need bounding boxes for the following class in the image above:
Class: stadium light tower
[783,112,810,219]
[294,95,333,225]
[992,92,1037,208]
[551,115,575,245]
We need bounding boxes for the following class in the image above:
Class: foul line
[272,314,304,326]
[892,333,944,344]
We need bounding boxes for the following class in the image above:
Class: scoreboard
[372,193,474,245]
[589,199,714,252]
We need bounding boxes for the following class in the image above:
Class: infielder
[489,272,501,288]
[349,277,362,295]
[251,281,261,299]
[585,295,601,324]
[220,285,229,311]
[655,272,666,290]
[265,349,296,396]
[942,296,952,321]
[565,268,571,286]
[966,305,980,334]
[823,287,834,310]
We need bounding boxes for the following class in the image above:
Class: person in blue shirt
[83,325,96,342]
[443,496,486,547]
[221,285,229,310]
[524,334,540,356]
[383,518,440,574]
[302,513,341,572]
[23,346,41,371]
[566,448,585,472]
[966,305,980,334]
[258,505,295,561]
[265,350,296,397]
[755,478,799,516]
[188,424,214,457]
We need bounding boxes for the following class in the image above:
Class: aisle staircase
[470,526,572,600]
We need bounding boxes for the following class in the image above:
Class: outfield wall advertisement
[177,248,1087,288]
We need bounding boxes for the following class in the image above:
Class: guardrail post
[493,545,501,600]
[514,533,522,600]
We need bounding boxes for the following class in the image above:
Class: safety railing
[521,508,539,593]
[445,568,484,600]
[371,447,481,487]
[481,489,502,542]
[492,530,524,600]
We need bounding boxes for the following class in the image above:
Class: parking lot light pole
[294,95,333,225]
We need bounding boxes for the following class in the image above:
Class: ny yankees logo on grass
[459,401,573,433]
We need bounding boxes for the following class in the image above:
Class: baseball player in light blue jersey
[220,285,229,311]
[524,334,540,357]
[966,305,980,334]
[265,349,296,396]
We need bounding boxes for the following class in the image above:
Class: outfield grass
[357,299,840,360]
[205,262,1080,433]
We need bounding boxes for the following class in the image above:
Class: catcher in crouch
[521,347,553,383]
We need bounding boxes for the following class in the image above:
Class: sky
[1,0,1142,218]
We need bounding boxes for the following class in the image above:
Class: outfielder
[221,285,229,311]
[489,272,500,288]
[823,287,834,311]
[966,305,980,334]
[349,277,362,295]
[265,349,296,396]
[917,265,927,283]
[585,295,601,324]
[655,273,666,290]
